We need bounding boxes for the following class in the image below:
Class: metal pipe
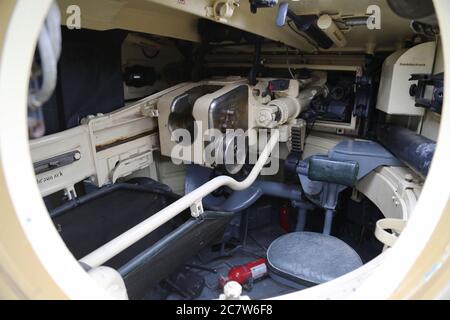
[253,180,302,200]
[80,130,280,268]
[377,125,436,177]
[296,208,307,231]
[323,209,334,235]
[50,183,176,218]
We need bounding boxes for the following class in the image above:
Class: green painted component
[308,155,359,187]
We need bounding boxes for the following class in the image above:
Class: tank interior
[27,0,443,300]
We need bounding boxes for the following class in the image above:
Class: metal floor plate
[166,225,296,300]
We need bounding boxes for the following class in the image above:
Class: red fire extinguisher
[219,258,268,290]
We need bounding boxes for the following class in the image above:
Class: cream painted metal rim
[0,0,449,300]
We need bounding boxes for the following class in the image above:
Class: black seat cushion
[267,232,363,287]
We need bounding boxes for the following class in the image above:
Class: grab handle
[80,130,280,268]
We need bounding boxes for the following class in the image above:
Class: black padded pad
[267,232,363,286]
[52,187,179,269]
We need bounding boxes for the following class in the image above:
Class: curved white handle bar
[80,130,280,268]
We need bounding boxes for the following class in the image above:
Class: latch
[33,150,81,175]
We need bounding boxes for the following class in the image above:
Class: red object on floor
[219,258,268,289]
[279,206,290,232]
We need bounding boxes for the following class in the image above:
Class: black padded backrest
[52,184,183,269]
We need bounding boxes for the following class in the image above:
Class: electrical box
[376,41,436,116]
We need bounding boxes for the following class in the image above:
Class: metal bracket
[190,199,204,218]
[409,72,444,114]
[298,140,402,210]
[297,139,404,234]
[64,185,77,200]
[140,101,159,117]
[111,151,154,183]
